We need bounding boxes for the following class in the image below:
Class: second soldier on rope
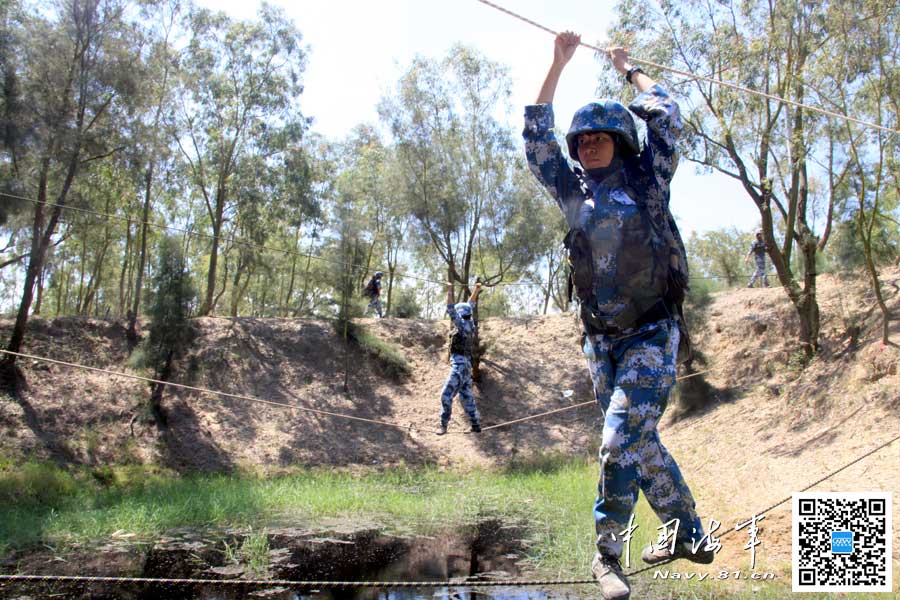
[437,281,483,435]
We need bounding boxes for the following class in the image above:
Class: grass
[1,457,896,599]
[342,320,411,379]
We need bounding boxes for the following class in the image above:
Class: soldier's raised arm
[536,31,580,104]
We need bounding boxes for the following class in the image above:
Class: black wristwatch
[625,66,645,84]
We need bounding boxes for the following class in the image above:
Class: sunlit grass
[2,457,896,598]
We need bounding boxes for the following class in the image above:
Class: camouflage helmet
[565,100,640,162]
[454,302,473,319]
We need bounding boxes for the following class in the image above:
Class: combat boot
[641,540,715,565]
[470,422,481,433]
[591,552,630,600]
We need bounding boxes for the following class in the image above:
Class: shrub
[0,460,76,507]
[340,321,411,380]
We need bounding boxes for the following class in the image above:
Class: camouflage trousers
[748,257,769,287]
[584,319,705,557]
[439,356,480,427]
[366,297,383,318]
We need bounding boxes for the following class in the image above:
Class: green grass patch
[2,458,894,598]
[340,320,411,379]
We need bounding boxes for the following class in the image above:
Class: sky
[195,0,761,240]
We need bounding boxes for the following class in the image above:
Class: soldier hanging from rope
[524,32,714,600]
[436,280,483,435]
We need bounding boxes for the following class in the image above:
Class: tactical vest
[564,170,689,349]
[362,278,379,298]
[448,325,474,358]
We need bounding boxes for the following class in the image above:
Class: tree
[127,0,181,341]
[686,227,753,287]
[380,45,543,298]
[2,0,144,384]
[822,1,900,343]
[144,235,195,426]
[604,0,846,356]
[175,4,307,316]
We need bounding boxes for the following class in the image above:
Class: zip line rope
[1,349,897,585]
[475,0,900,137]
[0,574,597,589]
[1,425,897,587]
[0,191,772,286]
[0,348,597,435]
[0,343,715,437]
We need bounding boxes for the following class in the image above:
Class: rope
[3,433,898,586]
[0,574,595,588]
[481,400,595,431]
[0,348,600,436]
[475,0,900,137]
[0,348,417,432]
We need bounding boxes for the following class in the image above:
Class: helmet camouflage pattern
[565,100,640,161]
[454,302,473,318]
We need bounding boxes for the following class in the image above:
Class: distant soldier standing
[745,232,770,288]
[437,281,483,435]
[363,271,385,317]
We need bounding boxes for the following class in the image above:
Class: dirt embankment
[2,269,899,570]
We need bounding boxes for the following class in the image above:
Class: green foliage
[0,460,77,507]
[827,217,900,272]
[686,228,753,288]
[239,528,270,579]
[684,277,715,318]
[341,321,411,380]
[389,286,422,319]
[144,236,196,372]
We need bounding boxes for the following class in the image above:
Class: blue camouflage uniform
[747,239,769,287]
[366,278,384,317]
[523,85,706,558]
[439,302,481,429]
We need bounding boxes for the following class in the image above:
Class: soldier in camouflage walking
[745,231,770,288]
[524,32,714,599]
[363,271,385,317]
[437,281,483,436]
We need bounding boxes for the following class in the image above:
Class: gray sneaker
[591,553,630,600]
[436,423,448,435]
[641,540,715,565]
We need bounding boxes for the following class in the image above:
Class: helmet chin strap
[583,156,624,183]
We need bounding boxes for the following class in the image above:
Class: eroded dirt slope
[2,270,899,571]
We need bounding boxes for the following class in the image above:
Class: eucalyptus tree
[380,45,543,300]
[603,0,846,355]
[2,0,144,380]
[333,124,412,316]
[126,0,182,340]
[174,3,307,316]
[822,0,900,343]
[685,227,753,288]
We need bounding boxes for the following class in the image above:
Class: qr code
[792,492,892,592]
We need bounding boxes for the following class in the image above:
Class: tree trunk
[33,265,45,316]
[75,235,87,314]
[129,164,154,341]
[119,218,132,316]
[199,188,226,316]
[3,152,75,374]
